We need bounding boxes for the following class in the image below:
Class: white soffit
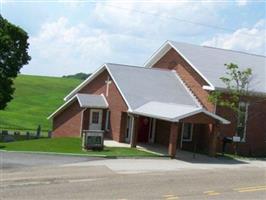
[131,101,230,124]
[48,94,108,119]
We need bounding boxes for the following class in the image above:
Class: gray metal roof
[169,41,266,94]
[132,102,200,121]
[76,94,108,108]
[131,101,229,124]
[48,94,108,119]
[106,63,199,110]
[54,62,229,123]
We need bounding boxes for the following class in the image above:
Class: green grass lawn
[0,137,157,157]
[0,75,81,132]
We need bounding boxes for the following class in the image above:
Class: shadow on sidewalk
[137,143,249,165]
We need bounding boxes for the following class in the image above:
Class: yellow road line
[163,194,175,197]
[203,191,215,193]
[207,192,220,196]
[203,191,220,196]
[234,185,266,191]
[238,187,266,193]
[162,194,179,199]
[166,197,179,200]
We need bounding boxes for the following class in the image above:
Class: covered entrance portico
[125,115,156,145]
[126,102,230,158]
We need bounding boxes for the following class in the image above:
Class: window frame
[182,123,193,142]
[91,111,99,124]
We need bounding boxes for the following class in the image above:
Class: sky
[1,0,266,77]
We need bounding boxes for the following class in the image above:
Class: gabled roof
[144,40,266,94]
[64,63,201,111]
[76,94,108,108]
[48,94,108,119]
[106,63,200,110]
[58,63,229,124]
[131,101,230,124]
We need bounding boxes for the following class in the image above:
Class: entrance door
[125,115,133,143]
[89,109,103,130]
[138,117,150,143]
[148,119,156,143]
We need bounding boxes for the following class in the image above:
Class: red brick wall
[181,124,210,153]
[152,48,266,156]
[52,69,128,142]
[80,70,128,141]
[53,100,83,137]
[155,120,170,146]
[181,113,217,124]
[216,98,266,156]
[153,48,215,112]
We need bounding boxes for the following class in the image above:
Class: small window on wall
[182,123,193,142]
[237,102,249,141]
[92,112,99,123]
[105,110,110,131]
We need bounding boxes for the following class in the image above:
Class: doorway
[137,117,150,143]
[125,115,133,143]
[89,109,103,130]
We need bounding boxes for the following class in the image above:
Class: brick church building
[48,41,266,157]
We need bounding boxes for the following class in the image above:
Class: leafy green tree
[0,15,31,110]
[208,63,252,137]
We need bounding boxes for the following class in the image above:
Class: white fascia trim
[48,94,110,119]
[47,95,77,119]
[76,94,109,108]
[174,108,230,124]
[171,70,202,107]
[63,63,132,111]
[76,95,83,107]
[143,41,171,68]
[128,110,176,122]
[64,65,106,101]
[129,108,230,124]
[168,41,215,90]
[203,85,215,91]
[100,93,109,108]
[202,110,230,124]
[174,108,203,122]
[105,65,132,111]
[144,41,215,91]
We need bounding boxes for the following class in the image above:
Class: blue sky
[1,0,266,76]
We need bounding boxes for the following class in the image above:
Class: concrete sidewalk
[64,157,266,174]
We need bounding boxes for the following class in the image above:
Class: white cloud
[92,1,224,37]
[21,2,260,76]
[235,0,248,6]
[22,17,154,76]
[202,19,266,55]
[24,17,112,76]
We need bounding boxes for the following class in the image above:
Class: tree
[0,15,31,109]
[208,63,252,139]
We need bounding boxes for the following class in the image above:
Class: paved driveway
[0,151,102,171]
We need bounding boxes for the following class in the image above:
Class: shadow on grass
[0,135,49,143]
[0,145,6,149]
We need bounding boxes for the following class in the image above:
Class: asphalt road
[1,152,265,200]
[0,151,101,170]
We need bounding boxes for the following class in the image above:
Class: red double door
[137,117,150,143]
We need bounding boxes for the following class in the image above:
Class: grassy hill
[0,75,81,132]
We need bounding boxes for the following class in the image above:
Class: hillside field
[0,75,81,132]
